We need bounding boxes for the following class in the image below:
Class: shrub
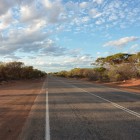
[107,64,138,81]
[0,61,46,81]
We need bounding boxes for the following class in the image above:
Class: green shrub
[0,61,46,81]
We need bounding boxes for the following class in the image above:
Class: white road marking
[84,90,140,119]
[57,78,140,119]
[46,78,50,140]
[61,77,140,96]
[84,80,140,96]
[105,87,139,96]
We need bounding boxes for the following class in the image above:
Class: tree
[5,62,24,79]
[0,62,7,80]
[93,53,133,67]
[0,61,46,81]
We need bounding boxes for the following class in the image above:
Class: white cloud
[0,26,48,55]
[0,0,140,72]
[130,44,138,50]
[0,29,76,58]
[89,9,102,18]
[65,1,79,12]
[79,2,88,9]
[43,0,52,9]
[64,55,94,66]
[20,5,41,23]
[129,44,140,53]
[93,0,103,5]
[9,27,47,45]
[82,16,90,22]
[43,0,65,24]
[97,52,101,55]
[0,0,17,15]
[95,20,102,25]
[17,53,94,72]
[0,10,13,31]
[40,39,68,56]
[20,0,65,24]
[0,10,13,24]
[108,14,118,21]
[104,36,139,47]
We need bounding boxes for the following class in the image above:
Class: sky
[0,0,140,72]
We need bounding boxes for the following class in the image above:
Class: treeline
[0,61,46,81]
[53,52,140,82]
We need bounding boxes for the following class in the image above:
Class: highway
[19,76,140,140]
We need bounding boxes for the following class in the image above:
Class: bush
[107,64,138,81]
[0,61,46,81]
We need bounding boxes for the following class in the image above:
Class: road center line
[45,78,50,140]
[57,78,140,119]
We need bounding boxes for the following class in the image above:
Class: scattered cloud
[93,0,104,5]
[0,9,14,30]
[89,9,102,18]
[20,5,41,23]
[40,39,68,56]
[79,2,89,9]
[31,54,94,72]
[104,36,139,47]
[130,44,138,50]
[129,44,140,53]
[0,27,48,55]
[0,0,17,15]
[0,0,140,71]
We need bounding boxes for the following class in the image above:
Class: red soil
[0,78,45,140]
[103,79,140,93]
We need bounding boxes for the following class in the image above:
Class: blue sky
[0,0,140,72]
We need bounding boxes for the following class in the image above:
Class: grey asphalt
[19,76,140,140]
[48,76,140,140]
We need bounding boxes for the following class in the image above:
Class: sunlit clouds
[0,0,140,72]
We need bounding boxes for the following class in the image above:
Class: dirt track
[0,79,45,140]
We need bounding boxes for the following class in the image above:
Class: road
[47,76,140,140]
[1,76,139,140]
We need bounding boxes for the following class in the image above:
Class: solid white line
[105,87,139,96]
[85,81,139,96]
[57,78,140,119]
[61,77,140,96]
[87,91,140,119]
[46,78,50,140]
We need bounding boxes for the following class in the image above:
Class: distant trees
[53,52,140,82]
[92,52,140,81]
[94,53,140,67]
[0,61,46,81]
[53,67,109,82]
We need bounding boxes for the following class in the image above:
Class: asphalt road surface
[19,76,140,140]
